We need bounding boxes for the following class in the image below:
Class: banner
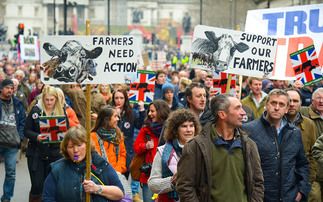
[190,25,277,78]
[212,72,236,95]
[40,36,142,84]
[39,115,67,143]
[19,35,39,61]
[245,4,323,80]
[128,70,156,105]
[290,45,322,86]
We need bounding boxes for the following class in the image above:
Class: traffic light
[18,23,24,35]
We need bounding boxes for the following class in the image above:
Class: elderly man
[243,89,309,201]
[14,69,30,98]
[300,87,323,201]
[177,94,264,201]
[285,87,317,200]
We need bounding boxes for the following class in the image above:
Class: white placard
[40,36,142,84]
[190,25,277,78]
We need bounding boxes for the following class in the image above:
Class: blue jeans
[142,183,154,202]
[0,147,18,201]
[131,178,139,196]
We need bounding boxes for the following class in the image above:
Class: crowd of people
[1,58,323,202]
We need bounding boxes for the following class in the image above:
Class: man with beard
[0,79,26,202]
[285,88,316,201]
[242,89,309,201]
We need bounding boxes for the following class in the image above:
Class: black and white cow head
[192,31,249,71]
[42,40,102,82]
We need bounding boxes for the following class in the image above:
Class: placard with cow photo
[40,36,142,84]
[290,45,322,87]
[128,70,156,105]
[190,25,278,78]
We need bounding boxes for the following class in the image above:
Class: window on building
[89,8,95,19]
[35,7,39,16]
[18,6,22,16]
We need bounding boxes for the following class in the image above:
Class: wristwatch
[97,185,102,195]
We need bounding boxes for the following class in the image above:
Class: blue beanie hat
[162,83,174,95]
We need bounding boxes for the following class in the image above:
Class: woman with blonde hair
[26,72,38,92]
[24,86,69,201]
[56,87,80,128]
[177,77,192,106]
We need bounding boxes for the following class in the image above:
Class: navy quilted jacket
[242,112,309,202]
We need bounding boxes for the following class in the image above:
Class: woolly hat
[162,83,174,95]
[262,79,272,89]
[1,79,14,89]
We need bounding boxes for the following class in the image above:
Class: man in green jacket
[285,87,317,200]
[241,77,267,119]
[177,94,264,202]
[300,87,323,201]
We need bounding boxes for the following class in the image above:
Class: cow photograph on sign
[40,35,141,84]
[42,40,103,83]
[190,25,278,78]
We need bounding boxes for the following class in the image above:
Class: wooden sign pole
[85,19,91,202]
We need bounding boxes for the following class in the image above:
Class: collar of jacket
[260,111,294,131]
[309,104,322,119]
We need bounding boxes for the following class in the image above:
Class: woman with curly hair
[148,109,201,201]
[133,100,171,202]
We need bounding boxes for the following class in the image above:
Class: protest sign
[190,25,277,78]
[40,36,141,84]
[245,4,323,80]
[290,45,322,86]
[39,115,67,143]
[129,70,156,105]
[212,72,236,95]
[19,35,39,61]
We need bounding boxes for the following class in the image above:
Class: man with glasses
[300,87,323,201]
[243,89,309,201]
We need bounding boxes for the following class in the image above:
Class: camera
[140,163,152,175]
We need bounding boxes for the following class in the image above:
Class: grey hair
[266,89,290,106]
[14,70,25,78]
[210,94,234,122]
[312,88,323,99]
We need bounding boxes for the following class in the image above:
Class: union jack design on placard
[39,116,67,143]
[213,72,236,95]
[129,70,156,105]
[290,45,322,87]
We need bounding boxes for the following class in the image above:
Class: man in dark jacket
[177,94,264,202]
[243,89,309,202]
[0,79,26,202]
[153,70,167,100]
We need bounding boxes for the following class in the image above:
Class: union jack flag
[290,45,322,87]
[129,70,156,105]
[39,116,67,143]
[213,72,236,95]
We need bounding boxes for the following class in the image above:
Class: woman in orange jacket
[90,106,127,174]
[56,88,80,128]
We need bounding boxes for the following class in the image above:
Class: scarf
[161,141,179,200]
[96,127,119,161]
[147,119,163,137]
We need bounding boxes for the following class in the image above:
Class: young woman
[148,109,201,201]
[112,89,145,201]
[133,100,171,202]
[26,72,38,92]
[98,84,112,105]
[56,87,80,128]
[90,107,127,174]
[24,86,69,201]
[112,89,145,177]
